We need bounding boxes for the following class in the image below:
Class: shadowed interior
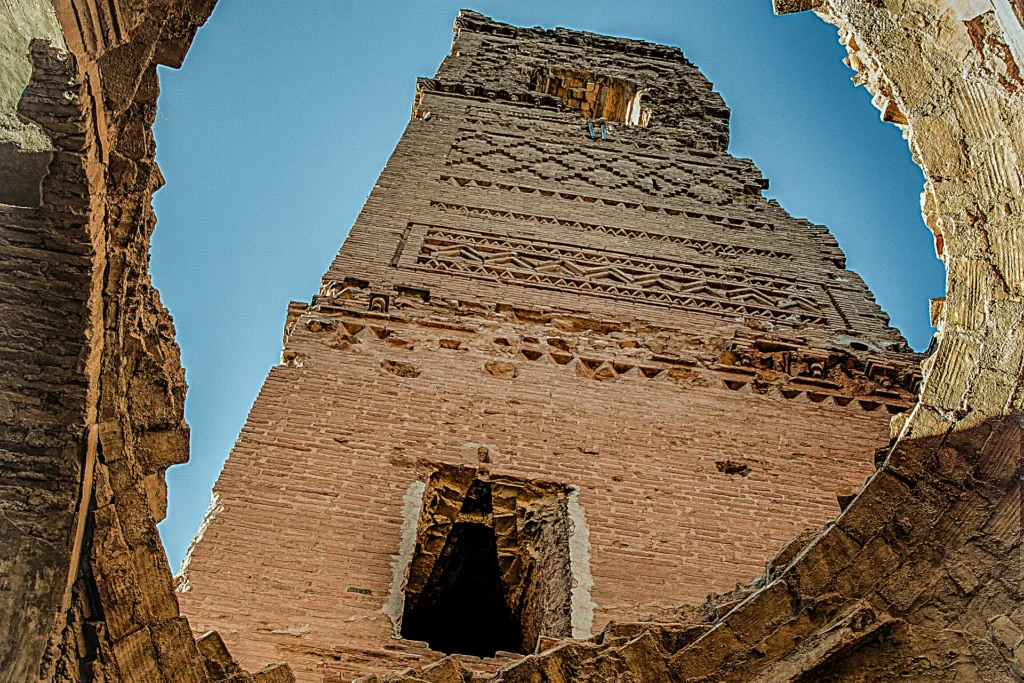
[401,522,522,657]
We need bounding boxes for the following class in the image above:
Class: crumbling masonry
[0,2,1021,683]
[0,0,291,681]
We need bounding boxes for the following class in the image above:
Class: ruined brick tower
[176,12,920,682]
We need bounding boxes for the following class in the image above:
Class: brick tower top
[313,10,918,370]
[436,10,732,150]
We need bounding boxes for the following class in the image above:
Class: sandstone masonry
[0,1,292,681]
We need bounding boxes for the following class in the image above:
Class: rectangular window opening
[530,67,651,127]
[399,465,574,657]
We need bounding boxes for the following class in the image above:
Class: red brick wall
[177,12,919,682]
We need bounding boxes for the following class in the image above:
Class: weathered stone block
[150,617,210,682]
[772,0,823,14]
[197,630,243,680]
[669,624,744,678]
[253,662,297,683]
[836,470,911,545]
[724,580,797,646]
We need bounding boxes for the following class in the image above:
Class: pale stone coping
[951,0,1024,67]
[991,0,1024,67]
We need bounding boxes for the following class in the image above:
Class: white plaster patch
[269,623,310,637]
[460,441,501,464]
[949,0,1024,70]
[382,480,426,635]
[567,486,596,639]
[951,0,996,20]
[990,0,1024,68]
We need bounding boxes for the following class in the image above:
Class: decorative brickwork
[346,3,1024,681]
[177,12,920,682]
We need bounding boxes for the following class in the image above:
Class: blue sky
[152,0,945,571]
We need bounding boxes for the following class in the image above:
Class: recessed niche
[530,67,651,127]
[399,466,574,657]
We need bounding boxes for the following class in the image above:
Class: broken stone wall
[1,0,291,680]
[1,36,97,682]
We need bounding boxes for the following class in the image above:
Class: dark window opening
[460,477,492,515]
[399,466,575,657]
[401,522,520,657]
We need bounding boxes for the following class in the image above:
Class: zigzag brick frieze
[438,175,775,229]
[428,200,794,260]
[413,224,827,324]
[448,129,765,205]
[293,307,914,414]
